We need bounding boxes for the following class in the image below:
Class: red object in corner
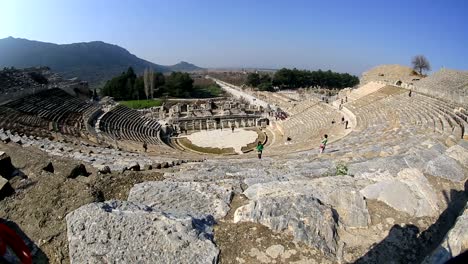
[0,223,32,264]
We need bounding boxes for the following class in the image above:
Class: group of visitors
[275,111,288,121]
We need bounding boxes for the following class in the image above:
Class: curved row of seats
[0,88,97,137]
[320,86,468,161]
[97,105,162,145]
[263,85,466,156]
[271,101,342,152]
[286,98,321,115]
[0,106,51,138]
[346,86,467,139]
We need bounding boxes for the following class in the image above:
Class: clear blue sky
[1,0,467,74]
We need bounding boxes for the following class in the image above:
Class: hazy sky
[1,0,467,74]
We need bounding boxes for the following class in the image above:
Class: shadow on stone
[354,180,468,264]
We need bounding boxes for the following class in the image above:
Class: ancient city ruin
[0,64,467,263]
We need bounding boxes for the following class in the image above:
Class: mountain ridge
[0,37,204,87]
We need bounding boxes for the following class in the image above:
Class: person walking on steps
[256,141,264,159]
[143,142,148,152]
[320,134,328,154]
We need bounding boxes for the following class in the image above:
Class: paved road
[208,77,276,110]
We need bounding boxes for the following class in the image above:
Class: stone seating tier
[98,105,162,145]
[0,88,96,138]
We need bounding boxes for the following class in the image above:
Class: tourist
[409,89,412,97]
[256,141,264,159]
[231,124,235,133]
[345,120,349,129]
[341,116,345,124]
[143,142,148,152]
[319,134,328,154]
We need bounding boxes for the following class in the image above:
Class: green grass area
[191,84,226,98]
[177,137,236,155]
[119,99,163,109]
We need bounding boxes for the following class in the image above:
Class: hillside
[0,67,90,102]
[360,64,423,85]
[0,37,204,87]
[168,61,204,72]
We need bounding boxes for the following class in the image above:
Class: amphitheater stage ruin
[0,66,467,264]
[184,129,259,154]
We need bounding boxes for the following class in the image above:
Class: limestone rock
[68,164,88,179]
[242,177,370,228]
[10,135,22,145]
[0,134,10,142]
[423,204,468,264]
[445,145,468,168]
[66,200,219,263]
[403,148,442,169]
[0,176,14,200]
[458,140,468,150]
[425,155,466,182]
[0,152,15,179]
[266,245,285,259]
[360,168,439,217]
[128,181,233,219]
[144,164,153,170]
[128,162,140,171]
[98,166,111,175]
[234,195,339,256]
[348,156,408,177]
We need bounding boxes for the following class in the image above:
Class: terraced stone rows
[273,103,342,150]
[286,98,320,115]
[0,106,51,138]
[345,89,465,143]
[0,88,96,137]
[98,105,162,145]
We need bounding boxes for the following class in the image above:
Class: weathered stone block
[66,201,219,263]
[128,181,233,219]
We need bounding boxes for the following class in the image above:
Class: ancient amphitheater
[0,66,467,264]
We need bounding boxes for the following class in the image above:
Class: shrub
[336,163,348,176]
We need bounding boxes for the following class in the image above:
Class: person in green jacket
[319,134,328,154]
[256,141,264,159]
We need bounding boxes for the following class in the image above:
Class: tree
[152,72,165,97]
[412,55,431,75]
[149,70,155,99]
[271,68,358,90]
[258,82,274,91]
[246,73,261,87]
[143,68,150,99]
[259,74,272,84]
[164,72,193,98]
